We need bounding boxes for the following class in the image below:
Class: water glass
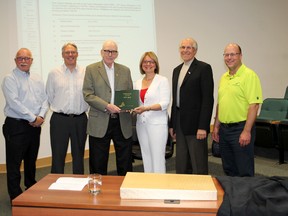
[88,173,102,195]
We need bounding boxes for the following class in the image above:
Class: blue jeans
[219,122,255,176]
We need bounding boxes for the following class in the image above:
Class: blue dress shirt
[2,67,48,122]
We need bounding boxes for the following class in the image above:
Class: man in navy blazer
[83,40,133,176]
[169,37,214,174]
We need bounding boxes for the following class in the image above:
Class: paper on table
[48,177,88,191]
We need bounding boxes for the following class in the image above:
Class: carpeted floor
[0,146,287,216]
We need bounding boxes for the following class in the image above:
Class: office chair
[284,86,288,99]
[255,98,288,163]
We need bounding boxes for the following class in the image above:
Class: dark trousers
[175,110,208,174]
[3,117,41,200]
[89,117,133,176]
[219,122,255,177]
[50,112,87,174]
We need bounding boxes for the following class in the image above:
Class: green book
[115,90,139,110]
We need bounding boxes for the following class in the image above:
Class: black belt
[55,112,85,118]
[110,113,119,119]
[221,121,246,128]
[6,116,29,123]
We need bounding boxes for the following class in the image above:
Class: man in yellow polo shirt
[212,43,262,176]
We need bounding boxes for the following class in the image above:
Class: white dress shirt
[103,62,115,104]
[46,64,89,114]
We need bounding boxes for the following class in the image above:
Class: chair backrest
[258,98,288,121]
[279,120,288,150]
[131,113,138,142]
[284,86,288,99]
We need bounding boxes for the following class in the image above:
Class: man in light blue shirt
[2,48,48,201]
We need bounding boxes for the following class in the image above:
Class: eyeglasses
[179,46,193,50]
[15,57,33,61]
[142,60,155,65]
[223,53,240,58]
[103,50,118,55]
[63,51,77,55]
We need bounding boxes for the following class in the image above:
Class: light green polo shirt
[218,64,263,123]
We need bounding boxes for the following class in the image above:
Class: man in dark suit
[83,40,133,176]
[169,37,214,174]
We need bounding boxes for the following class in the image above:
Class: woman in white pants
[133,51,171,173]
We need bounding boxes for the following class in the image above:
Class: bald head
[15,48,32,58]
[102,40,118,50]
[224,43,242,54]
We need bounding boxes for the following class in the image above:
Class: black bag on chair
[212,140,221,157]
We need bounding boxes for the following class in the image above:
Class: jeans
[219,122,255,176]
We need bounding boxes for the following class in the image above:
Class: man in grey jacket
[83,40,133,176]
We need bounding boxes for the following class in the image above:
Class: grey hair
[180,37,198,51]
[62,43,78,53]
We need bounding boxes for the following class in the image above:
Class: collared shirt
[103,62,115,104]
[46,64,89,114]
[177,59,194,107]
[2,67,48,122]
[218,64,263,123]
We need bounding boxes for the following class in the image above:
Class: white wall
[1,0,288,164]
